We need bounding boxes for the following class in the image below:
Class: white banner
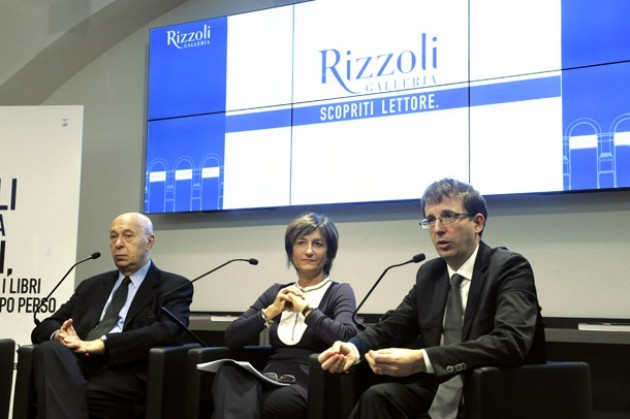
[0,106,83,347]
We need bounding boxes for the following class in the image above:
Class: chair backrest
[463,361,592,419]
[145,342,201,419]
[0,339,15,419]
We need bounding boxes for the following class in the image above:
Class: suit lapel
[88,273,118,328]
[418,261,450,346]
[462,242,491,340]
[433,270,451,325]
[124,262,160,328]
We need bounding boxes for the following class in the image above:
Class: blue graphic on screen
[561,0,630,190]
[561,0,630,68]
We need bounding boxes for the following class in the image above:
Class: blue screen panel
[148,17,228,120]
[562,0,630,68]
[145,114,226,212]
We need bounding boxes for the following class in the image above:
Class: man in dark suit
[318,178,545,419]
[31,212,193,419]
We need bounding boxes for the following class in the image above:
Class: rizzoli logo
[320,33,439,95]
[166,24,212,49]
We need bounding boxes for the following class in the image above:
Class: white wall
[44,0,630,319]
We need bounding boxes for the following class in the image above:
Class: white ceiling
[0,0,186,105]
[0,0,313,105]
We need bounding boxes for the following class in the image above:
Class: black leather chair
[307,354,593,419]
[12,342,200,419]
[0,339,15,419]
[187,345,333,419]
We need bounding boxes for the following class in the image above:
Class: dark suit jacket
[31,261,193,381]
[351,242,545,381]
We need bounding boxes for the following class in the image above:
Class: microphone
[158,258,259,346]
[34,252,101,325]
[352,253,425,330]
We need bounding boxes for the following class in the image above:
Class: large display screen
[145,0,630,213]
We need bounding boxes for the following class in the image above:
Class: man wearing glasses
[318,178,545,419]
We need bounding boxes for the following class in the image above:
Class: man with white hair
[31,212,193,419]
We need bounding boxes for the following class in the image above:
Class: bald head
[109,212,155,276]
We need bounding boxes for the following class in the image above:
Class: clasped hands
[318,341,426,377]
[53,319,106,356]
[263,286,309,319]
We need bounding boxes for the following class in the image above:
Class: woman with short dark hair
[212,212,358,419]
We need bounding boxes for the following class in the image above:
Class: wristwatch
[99,334,107,345]
[261,310,274,328]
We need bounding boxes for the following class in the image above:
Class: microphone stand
[158,258,259,346]
[34,252,101,325]
[352,253,425,330]
[160,305,207,346]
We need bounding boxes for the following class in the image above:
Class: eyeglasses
[420,212,473,229]
[263,372,297,384]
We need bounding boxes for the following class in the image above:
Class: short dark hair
[285,213,339,276]
[421,178,488,232]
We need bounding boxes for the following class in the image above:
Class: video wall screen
[145,0,630,213]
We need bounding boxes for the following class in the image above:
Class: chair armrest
[13,345,36,419]
[464,361,592,419]
[0,339,15,419]
[307,353,327,419]
[307,353,360,419]
[186,346,230,419]
[145,343,201,419]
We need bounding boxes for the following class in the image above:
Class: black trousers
[33,341,145,419]
[211,364,308,419]
[347,366,438,419]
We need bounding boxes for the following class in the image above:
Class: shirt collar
[447,245,479,281]
[119,259,152,286]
